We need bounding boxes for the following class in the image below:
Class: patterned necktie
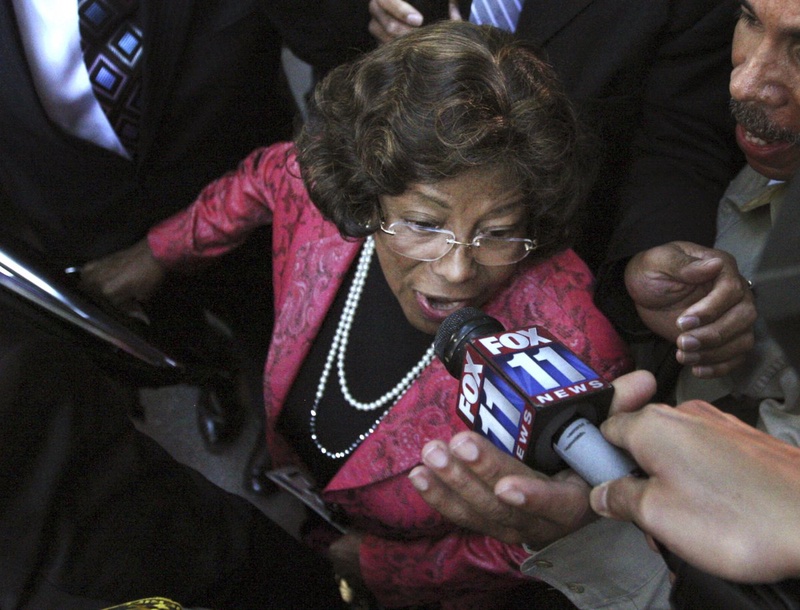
[469,0,523,32]
[78,0,143,154]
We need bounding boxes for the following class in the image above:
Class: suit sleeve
[260,0,374,78]
[147,143,297,269]
[603,0,742,267]
[595,0,744,336]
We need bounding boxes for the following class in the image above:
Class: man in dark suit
[369,0,744,377]
[0,1,372,449]
[0,0,300,447]
[0,1,299,263]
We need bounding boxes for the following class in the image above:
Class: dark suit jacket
[0,0,295,262]
[511,0,742,275]
[0,295,348,609]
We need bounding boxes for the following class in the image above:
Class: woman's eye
[406,220,440,230]
[482,227,516,238]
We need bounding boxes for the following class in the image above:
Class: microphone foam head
[434,307,504,378]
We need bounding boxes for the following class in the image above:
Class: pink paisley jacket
[149,142,633,609]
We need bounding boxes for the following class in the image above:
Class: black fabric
[511,0,744,278]
[0,0,293,263]
[0,1,289,381]
[279,251,432,487]
[0,300,345,610]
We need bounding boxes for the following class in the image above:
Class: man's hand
[79,238,166,320]
[591,397,800,583]
[368,0,462,44]
[410,370,658,549]
[625,241,757,378]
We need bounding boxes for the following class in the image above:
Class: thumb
[673,256,724,286]
[590,476,647,521]
[608,370,656,416]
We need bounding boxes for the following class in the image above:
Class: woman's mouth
[415,291,473,322]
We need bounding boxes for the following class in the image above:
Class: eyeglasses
[379,221,537,266]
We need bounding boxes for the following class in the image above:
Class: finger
[448,431,537,483]
[408,464,490,525]
[590,476,649,521]
[495,472,591,527]
[367,18,392,44]
[118,300,151,324]
[599,402,672,453]
[677,330,753,370]
[422,437,518,505]
[448,0,464,20]
[422,437,526,525]
[677,301,757,353]
[607,370,657,416]
[677,266,751,330]
[409,465,529,544]
[368,0,422,42]
[670,255,724,286]
[688,355,746,380]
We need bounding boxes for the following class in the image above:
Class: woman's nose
[430,243,478,284]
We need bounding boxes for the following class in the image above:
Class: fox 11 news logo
[456,326,614,473]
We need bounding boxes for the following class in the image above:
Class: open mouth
[736,124,797,168]
[415,292,473,320]
[743,129,772,146]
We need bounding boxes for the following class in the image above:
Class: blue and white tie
[78,0,143,154]
[468,0,523,32]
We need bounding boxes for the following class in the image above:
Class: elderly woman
[83,22,633,608]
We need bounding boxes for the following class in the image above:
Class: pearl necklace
[310,236,436,459]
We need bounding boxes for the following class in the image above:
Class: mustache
[730,99,800,145]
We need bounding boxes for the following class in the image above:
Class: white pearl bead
[310,236,435,459]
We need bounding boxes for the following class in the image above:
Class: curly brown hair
[295,21,596,260]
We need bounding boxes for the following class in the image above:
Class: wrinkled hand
[328,532,368,601]
[625,241,756,378]
[79,238,166,320]
[409,371,658,549]
[590,396,800,583]
[368,0,461,43]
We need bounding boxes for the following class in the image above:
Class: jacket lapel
[1,3,70,136]
[136,0,194,162]
[325,360,461,493]
[267,232,362,420]
[517,0,597,45]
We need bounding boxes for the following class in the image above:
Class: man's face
[730,0,800,180]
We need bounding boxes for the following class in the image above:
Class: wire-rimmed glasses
[379,221,536,266]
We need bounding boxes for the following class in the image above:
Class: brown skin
[625,242,756,378]
[408,371,658,550]
[729,0,800,180]
[375,167,525,336]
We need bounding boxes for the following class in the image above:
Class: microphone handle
[552,418,800,610]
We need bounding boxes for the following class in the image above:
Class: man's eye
[737,7,758,27]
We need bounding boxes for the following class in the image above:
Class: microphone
[435,307,800,610]
[435,307,637,485]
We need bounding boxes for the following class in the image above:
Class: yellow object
[102,598,184,610]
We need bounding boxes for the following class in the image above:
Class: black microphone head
[434,307,505,378]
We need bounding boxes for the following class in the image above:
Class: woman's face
[375,166,526,335]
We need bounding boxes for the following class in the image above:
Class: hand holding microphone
[434,306,638,485]
[419,307,800,609]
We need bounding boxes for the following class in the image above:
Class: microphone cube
[455,326,614,474]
